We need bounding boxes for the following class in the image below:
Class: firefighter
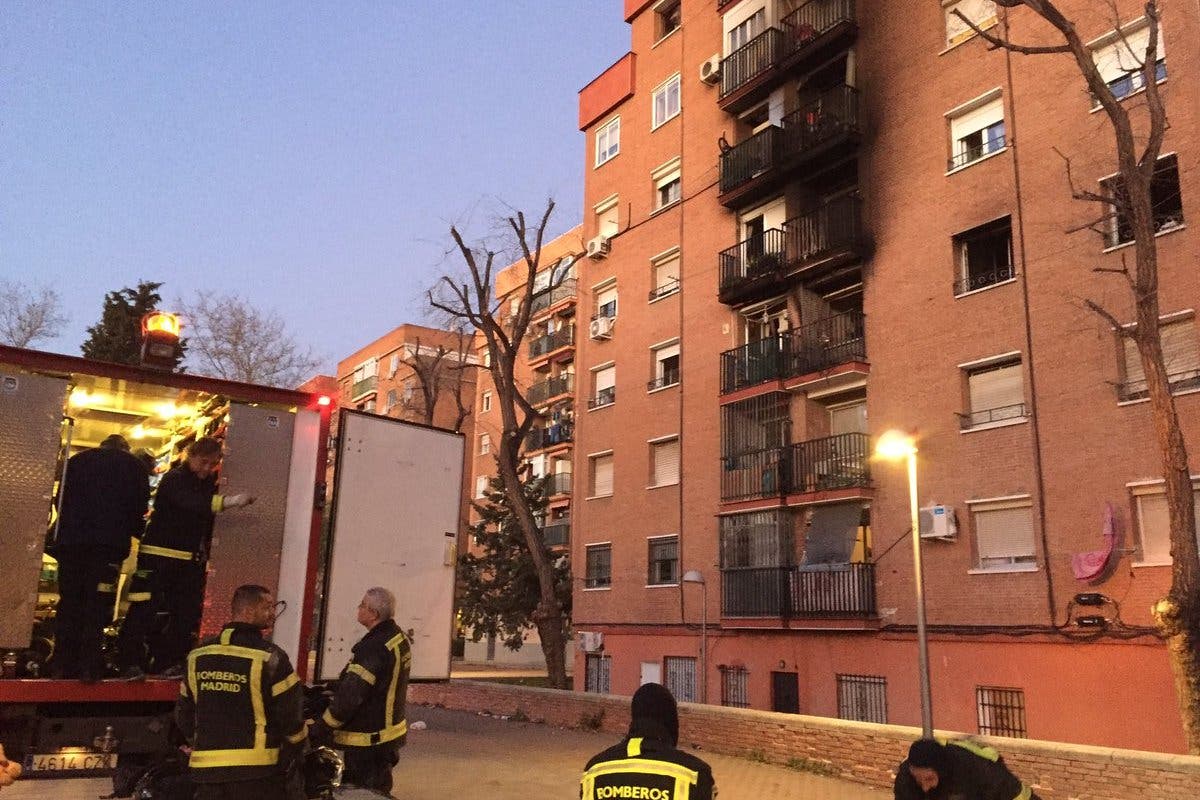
[50,434,150,681]
[893,737,1042,800]
[580,682,716,800]
[175,584,306,800]
[309,587,411,796]
[117,437,255,678]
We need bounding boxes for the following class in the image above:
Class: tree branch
[951,8,1071,54]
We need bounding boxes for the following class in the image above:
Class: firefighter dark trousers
[194,771,303,800]
[54,549,121,679]
[343,745,400,794]
[117,554,205,672]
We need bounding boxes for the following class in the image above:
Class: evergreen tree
[458,471,572,653]
[81,281,183,367]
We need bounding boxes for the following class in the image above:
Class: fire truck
[0,344,464,776]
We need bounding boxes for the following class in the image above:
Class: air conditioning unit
[586,236,610,259]
[579,631,604,653]
[699,54,722,85]
[919,505,958,540]
[589,316,614,340]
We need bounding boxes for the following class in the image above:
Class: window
[475,475,489,498]
[385,389,398,412]
[947,92,1005,170]
[657,176,681,209]
[650,343,680,391]
[353,358,378,383]
[481,390,492,412]
[585,543,612,588]
[720,666,750,708]
[585,654,611,693]
[970,498,1036,570]
[647,535,679,585]
[1132,485,1200,565]
[652,157,682,212]
[595,117,620,167]
[650,249,680,300]
[944,0,998,49]
[828,400,868,435]
[1091,20,1167,104]
[388,353,400,377]
[728,8,765,52]
[650,437,680,488]
[594,283,618,320]
[402,378,415,403]
[954,217,1013,295]
[652,74,681,129]
[664,656,697,703]
[963,358,1025,428]
[482,350,492,368]
[976,686,1027,738]
[591,365,616,410]
[837,675,888,723]
[589,452,614,497]
[1102,154,1184,247]
[595,194,619,239]
[1120,315,1200,401]
[479,433,491,455]
[656,0,681,40]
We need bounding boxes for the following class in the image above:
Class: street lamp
[873,430,933,736]
[682,569,707,704]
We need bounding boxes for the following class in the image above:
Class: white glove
[223,493,256,509]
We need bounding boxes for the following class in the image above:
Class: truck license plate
[24,752,118,773]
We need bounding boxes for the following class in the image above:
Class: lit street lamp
[682,569,707,704]
[874,430,933,736]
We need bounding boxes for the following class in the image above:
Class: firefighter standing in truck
[309,587,411,795]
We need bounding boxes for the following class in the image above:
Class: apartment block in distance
[464,226,583,666]
[569,0,1199,752]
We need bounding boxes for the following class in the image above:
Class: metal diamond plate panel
[200,403,295,637]
[0,371,69,648]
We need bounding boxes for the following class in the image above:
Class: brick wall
[409,681,1200,800]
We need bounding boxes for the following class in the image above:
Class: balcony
[528,326,574,360]
[588,386,616,410]
[719,433,870,503]
[545,472,572,497]
[721,563,875,618]
[350,375,378,400]
[719,195,866,305]
[531,279,578,317]
[525,423,573,452]
[527,373,574,406]
[647,373,680,392]
[541,520,570,548]
[719,27,791,114]
[957,402,1028,430]
[719,86,861,209]
[780,0,859,73]
[720,311,866,396]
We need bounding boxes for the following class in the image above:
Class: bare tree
[957,0,1199,751]
[397,330,475,432]
[0,281,67,348]
[178,291,320,388]
[428,201,576,688]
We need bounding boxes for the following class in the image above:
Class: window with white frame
[650,342,680,390]
[650,437,680,488]
[947,92,1005,170]
[664,656,697,702]
[1102,154,1184,248]
[352,358,378,387]
[388,353,400,377]
[652,74,681,129]
[943,0,998,49]
[591,365,616,409]
[650,249,680,300]
[475,475,490,498]
[1119,314,1200,401]
[970,497,1036,570]
[656,0,681,40]
[962,358,1024,428]
[589,452,614,498]
[954,216,1014,295]
[647,535,679,585]
[1132,484,1200,565]
[652,156,682,212]
[385,389,398,412]
[1091,19,1166,104]
[585,653,612,692]
[595,283,618,319]
[585,543,612,588]
[482,390,492,412]
[479,433,491,455]
[595,117,620,167]
[482,350,492,368]
[728,8,765,52]
[402,378,415,403]
[595,195,619,239]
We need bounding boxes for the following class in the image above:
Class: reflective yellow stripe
[220,629,233,645]
[385,633,408,728]
[322,709,344,729]
[186,654,199,699]
[189,747,279,768]
[272,672,300,697]
[346,663,376,686]
[250,656,266,751]
[581,757,698,800]
[140,544,194,560]
[1013,788,1032,800]
[212,495,224,513]
[385,631,409,650]
[286,727,307,745]
[949,739,1000,762]
[626,737,643,757]
[332,720,407,747]
[190,643,270,662]
[97,583,116,593]
[127,592,152,602]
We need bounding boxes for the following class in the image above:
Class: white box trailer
[0,345,463,770]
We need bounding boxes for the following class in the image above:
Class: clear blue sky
[1,1,629,373]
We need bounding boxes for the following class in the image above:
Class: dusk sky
[1,2,630,373]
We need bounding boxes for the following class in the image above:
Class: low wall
[409,681,1200,800]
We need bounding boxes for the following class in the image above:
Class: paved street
[4,706,889,799]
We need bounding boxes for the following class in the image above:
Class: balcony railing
[588,386,616,410]
[719,125,780,195]
[955,264,1016,296]
[544,473,572,496]
[527,373,574,405]
[531,279,578,315]
[781,0,857,58]
[647,373,680,392]
[525,423,573,451]
[541,520,570,547]
[788,432,871,494]
[783,193,864,269]
[722,563,876,618]
[718,227,788,296]
[720,27,789,101]
[528,326,574,359]
[719,311,865,394]
[648,278,680,301]
[957,402,1028,429]
[780,85,860,157]
[350,375,378,399]
[948,134,1007,170]
[720,446,789,502]
[1119,370,1200,402]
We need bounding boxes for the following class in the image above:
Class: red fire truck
[0,344,464,776]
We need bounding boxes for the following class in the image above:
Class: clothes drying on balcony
[801,503,861,564]
[1071,501,1119,581]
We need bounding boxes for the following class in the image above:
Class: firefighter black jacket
[582,733,716,800]
[175,622,306,784]
[55,445,149,558]
[142,464,218,556]
[893,740,1033,800]
[318,618,411,749]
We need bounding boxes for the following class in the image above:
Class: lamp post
[682,569,707,704]
[874,430,933,736]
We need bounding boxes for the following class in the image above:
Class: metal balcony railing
[720,27,788,100]
[719,311,865,394]
[781,0,857,54]
[719,125,781,195]
[718,227,788,295]
[541,520,570,547]
[648,278,680,301]
[782,193,864,269]
[720,447,789,502]
[588,386,616,410]
[350,375,378,399]
[955,264,1016,295]
[722,562,876,618]
[531,279,578,315]
[647,372,680,392]
[528,326,574,359]
[957,402,1028,429]
[780,85,860,157]
[720,337,787,394]
[1119,370,1200,403]
[525,423,573,451]
[527,373,574,405]
[788,432,871,494]
[545,472,572,496]
[948,134,1008,170]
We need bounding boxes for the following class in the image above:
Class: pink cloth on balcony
[1071,502,1119,581]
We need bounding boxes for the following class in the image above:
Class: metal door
[0,371,69,649]
[771,670,800,713]
[320,411,464,680]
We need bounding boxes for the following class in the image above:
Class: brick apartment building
[465,226,584,664]
[554,0,1199,752]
